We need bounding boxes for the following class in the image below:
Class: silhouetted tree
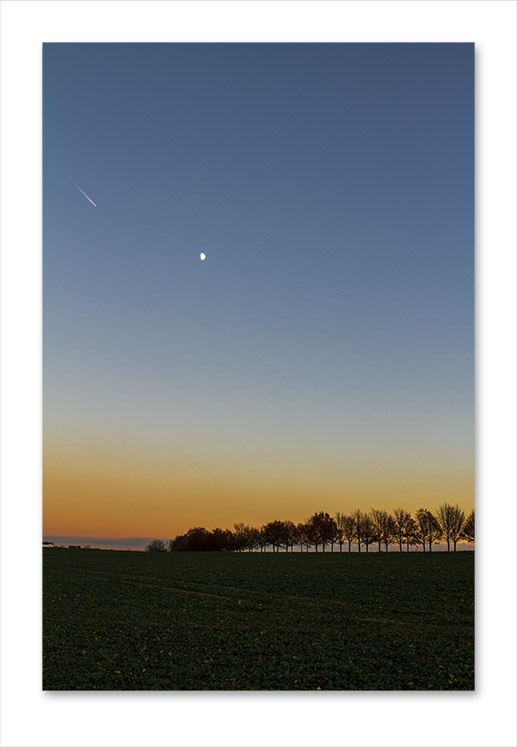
[233,523,261,552]
[288,522,301,551]
[341,514,356,552]
[169,527,236,551]
[261,522,274,551]
[435,503,466,551]
[405,516,420,552]
[319,512,338,551]
[262,520,289,552]
[211,528,235,551]
[329,522,338,552]
[461,510,475,544]
[334,513,346,551]
[166,504,473,554]
[416,510,429,552]
[257,526,267,552]
[282,521,297,551]
[371,509,385,552]
[296,522,310,552]
[427,513,442,551]
[361,513,376,552]
[382,513,396,551]
[169,528,209,551]
[233,523,248,551]
[393,508,411,552]
[169,534,188,551]
[306,512,337,552]
[304,517,320,552]
[246,526,261,551]
[352,509,364,552]
[371,510,394,552]
[146,539,167,552]
[416,509,442,552]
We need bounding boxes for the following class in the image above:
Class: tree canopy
[155,503,474,554]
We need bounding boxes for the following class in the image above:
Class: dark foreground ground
[43,549,474,690]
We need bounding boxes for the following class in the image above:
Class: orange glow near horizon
[43,437,474,538]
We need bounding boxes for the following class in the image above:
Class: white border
[1,2,516,747]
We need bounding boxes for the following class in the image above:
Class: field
[43,549,474,690]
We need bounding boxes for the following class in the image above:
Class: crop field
[43,549,474,690]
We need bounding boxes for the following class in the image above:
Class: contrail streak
[71,179,97,207]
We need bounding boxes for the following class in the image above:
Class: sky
[43,43,474,540]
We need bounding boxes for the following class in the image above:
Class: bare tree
[371,510,394,552]
[352,509,364,552]
[416,509,429,552]
[334,513,343,551]
[393,508,411,552]
[146,539,167,552]
[328,517,339,552]
[282,521,296,552]
[435,503,466,551]
[371,509,385,552]
[382,514,396,552]
[296,522,309,552]
[247,527,261,552]
[405,516,420,551]
[361,513,376,553]
[289,522,302,552]
[336,513,356,551]
[461,510,475,544]
[416,509,442,552]
[342,514,356,552]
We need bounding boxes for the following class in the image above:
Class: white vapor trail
[71,179,97,207]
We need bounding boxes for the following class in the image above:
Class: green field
[43,549,474,690]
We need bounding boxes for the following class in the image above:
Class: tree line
[146,503,474,553]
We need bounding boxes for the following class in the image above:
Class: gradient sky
[43,43,474,538]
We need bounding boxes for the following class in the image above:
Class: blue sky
[43,43,474,535]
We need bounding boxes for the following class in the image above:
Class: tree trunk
[447,537,450,552]
[378,539,382,552]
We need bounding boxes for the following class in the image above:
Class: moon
[200,252,206,261]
